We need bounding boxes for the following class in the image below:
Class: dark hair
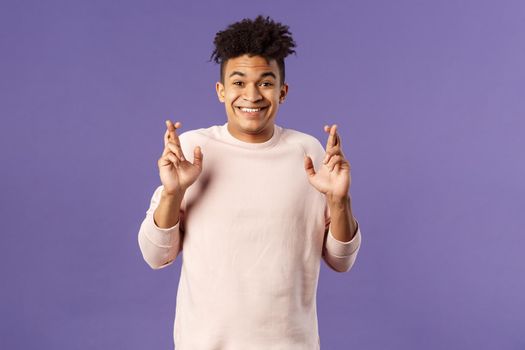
[209,15,297,86]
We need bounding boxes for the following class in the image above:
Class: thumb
[193,146,203,169]
[304,155,316,177]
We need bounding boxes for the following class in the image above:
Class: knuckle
[168,141,180,149]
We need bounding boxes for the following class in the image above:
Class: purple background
[1,0,524,349]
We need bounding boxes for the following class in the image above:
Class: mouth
[235,106,269,116]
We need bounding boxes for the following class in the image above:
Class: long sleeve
[143,123,363,348]
[137,185,183,270]
[322,218,362,273]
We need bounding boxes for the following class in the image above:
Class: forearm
[326,194,357,242]
[153,189,185,228]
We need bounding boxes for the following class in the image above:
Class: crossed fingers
[163,120,185,166]
[322,124,346,172]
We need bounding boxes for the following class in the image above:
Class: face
[215,54,289,143]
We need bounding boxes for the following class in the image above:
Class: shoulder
[178,125,218,143]
[177,125,221,151]
[280,126,325,157]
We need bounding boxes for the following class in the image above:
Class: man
[138,15,362,349]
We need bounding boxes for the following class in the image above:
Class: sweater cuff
[142,213,180,248]
[326,218,362,257]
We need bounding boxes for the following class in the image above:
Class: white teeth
[240,107,262,112]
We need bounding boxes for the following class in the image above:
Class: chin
[239,122,265,134]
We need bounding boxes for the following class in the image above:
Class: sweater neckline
[219,122,282,149]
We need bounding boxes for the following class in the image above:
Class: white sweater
[138,122,362,349]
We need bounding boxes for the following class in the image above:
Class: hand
[158,120,203,195]
[304,124,352,200]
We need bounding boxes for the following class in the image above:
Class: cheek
[264,91,279,103]
[226,91,240,103]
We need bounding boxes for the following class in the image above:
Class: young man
[138,15,362,349]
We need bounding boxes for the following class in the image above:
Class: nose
[242,83,263,102]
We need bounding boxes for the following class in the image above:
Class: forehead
[224,55,279,78]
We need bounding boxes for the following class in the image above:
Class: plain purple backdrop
[1,0,524,349]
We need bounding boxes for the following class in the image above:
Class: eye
[233,81,244,86]
[261,82,274,87]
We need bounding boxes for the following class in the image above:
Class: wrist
[161,188,185,201]
[326,193,351,208]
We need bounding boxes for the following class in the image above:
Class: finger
[336,159,351,173]
[324,125,332,151]
[325,155,343,172]
[323,140,345,163]
[323,148,342,164]
[158,153,178,167]
[168,153,180,166]
[166,141,185,161]
[166,119,181,130]
[169,146,184,166]
[163,128,170,147]
[333,125,340,147]
[165,120,185,161]
[330,125,338,148]
[161,141,180,159]
[304,155,316,177]
[166,120,182,143]
[325,124,338,150]
[339,160,351,172]
[162,143,178,160]
[161,145,170,157]
[192,146,203,170]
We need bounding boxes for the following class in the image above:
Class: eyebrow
[228,71,277,79]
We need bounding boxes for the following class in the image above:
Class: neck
[227,123,274,143]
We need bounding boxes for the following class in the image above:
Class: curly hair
[209,15,297,86]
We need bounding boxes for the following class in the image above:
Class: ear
[279,82,289,103]
[216,81,225,103]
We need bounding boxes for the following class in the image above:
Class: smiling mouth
[236,106,268,113]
